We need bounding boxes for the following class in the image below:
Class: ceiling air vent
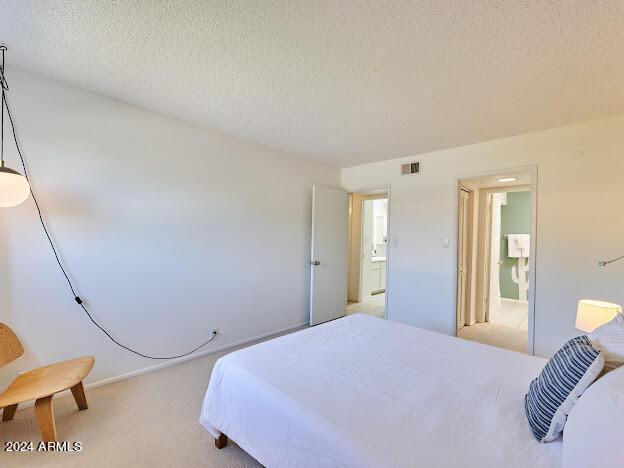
[401,161,420,176]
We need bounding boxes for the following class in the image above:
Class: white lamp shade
[576,299,623,333]
[0,166,30,207]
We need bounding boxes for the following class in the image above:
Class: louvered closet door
[456,189,470,332]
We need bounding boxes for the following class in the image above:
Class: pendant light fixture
[0,45,30,208]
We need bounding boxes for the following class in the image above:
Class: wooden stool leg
[2,404,18,421]
[215,433,228,449]
[34,396,57,442]
[70,381,89,410]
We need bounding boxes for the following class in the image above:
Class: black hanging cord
[1,45,6,166]
[0,59,216,360]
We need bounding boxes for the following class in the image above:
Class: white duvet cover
[200,314,561,467]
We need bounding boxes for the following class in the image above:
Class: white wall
[341,115,624,358]
[0,68,339,389]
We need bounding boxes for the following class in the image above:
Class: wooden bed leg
[215,433,228,449]
[2,404,18,421]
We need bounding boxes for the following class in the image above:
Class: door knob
[310,260,320,266]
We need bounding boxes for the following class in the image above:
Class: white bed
[200,313,561,467]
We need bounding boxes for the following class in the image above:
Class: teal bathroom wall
[499,191,531,300]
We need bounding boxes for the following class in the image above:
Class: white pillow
[589,312,624,371]
[562,365,624,468]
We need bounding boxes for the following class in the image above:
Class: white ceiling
[2,1,624,168]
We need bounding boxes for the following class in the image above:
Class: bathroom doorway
[487,191,530,330]
[346,191,389,318]
[455,169,536,354]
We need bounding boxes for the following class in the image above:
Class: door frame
[453,165,538,355]
[347,184,392,319]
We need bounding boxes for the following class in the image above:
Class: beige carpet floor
[457,301,529,353]
[346,292,385,318]
[0,330,309,467]
[457,322,528,353]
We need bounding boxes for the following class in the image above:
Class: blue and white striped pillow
[524,335,604,442]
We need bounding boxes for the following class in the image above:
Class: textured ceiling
[1,1,624,167]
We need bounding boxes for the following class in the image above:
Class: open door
[309,185,349,326]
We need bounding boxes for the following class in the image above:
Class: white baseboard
[13,321,308,410]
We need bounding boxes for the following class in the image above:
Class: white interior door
[309,185,349,326]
